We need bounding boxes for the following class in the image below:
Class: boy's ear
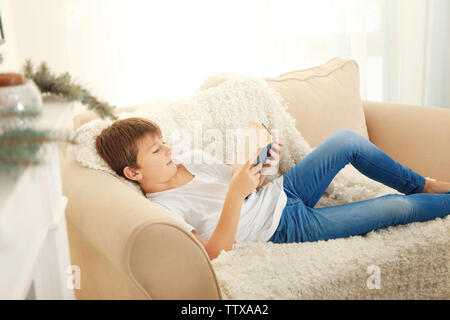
[123,166,142,182]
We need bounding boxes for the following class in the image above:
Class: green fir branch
[0,105,41,120]
[0,127,78,175]
[23,60,118,120]
[0,57,87,175]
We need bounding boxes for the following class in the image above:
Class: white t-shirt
[146,149,287,242]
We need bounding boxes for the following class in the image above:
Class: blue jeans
[268,129,450,243]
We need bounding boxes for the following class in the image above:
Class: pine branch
[0,105,41,119]
[0,127,78,175]
[0,156,41,166]
[23,60,118,120]
[0,58,88,175]
[0,127,78,146]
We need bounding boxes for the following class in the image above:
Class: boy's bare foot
[423,179,450,194]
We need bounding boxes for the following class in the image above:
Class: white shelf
[0,100,75,300]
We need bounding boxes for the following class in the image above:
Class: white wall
[1,0,448,109]
[0,0,114,106]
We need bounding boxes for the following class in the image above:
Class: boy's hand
[230,148,263,199]
[261,139,283,176]
[270,129,283,161]
[256,139,284,191]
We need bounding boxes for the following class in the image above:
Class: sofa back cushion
[264,57,368,147]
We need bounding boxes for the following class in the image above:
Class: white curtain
[3,0,449,108]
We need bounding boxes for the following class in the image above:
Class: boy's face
[124,133,177,188]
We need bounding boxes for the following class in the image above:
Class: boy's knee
[331,129,363,152]
[335,128,361,139]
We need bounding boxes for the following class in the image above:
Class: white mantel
[0,99,75,299]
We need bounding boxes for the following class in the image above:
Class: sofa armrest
[362,100,450,181]
[60,151,221,299]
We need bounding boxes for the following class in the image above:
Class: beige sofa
[60,58,450,299]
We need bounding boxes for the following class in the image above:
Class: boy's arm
[193,177,263,258]
[192,230,207,248]
[202,188,245,260]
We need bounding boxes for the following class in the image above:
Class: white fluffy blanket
[72,73,449,299]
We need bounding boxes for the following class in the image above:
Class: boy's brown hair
[95,117,162,184]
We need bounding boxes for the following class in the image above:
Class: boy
[96,118,450,262]
[95,117,285,260]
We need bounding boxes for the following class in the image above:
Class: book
[233,121,273,171]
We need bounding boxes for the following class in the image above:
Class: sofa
[60,57,450,299]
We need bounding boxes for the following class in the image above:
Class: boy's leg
[271,192,450,243]
[282,129,426,208]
